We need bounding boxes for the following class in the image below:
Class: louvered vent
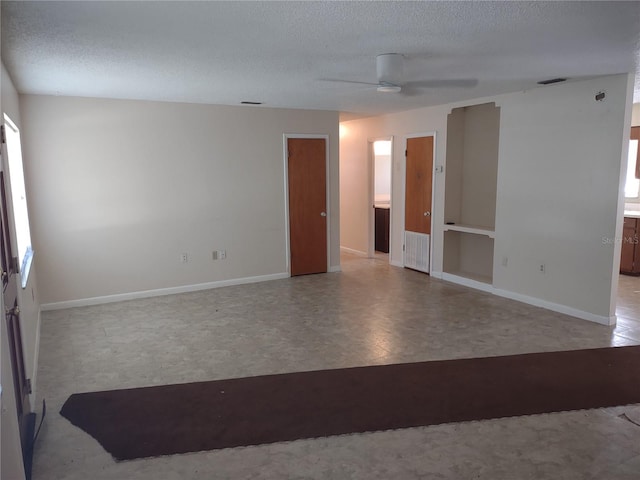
[404,231,429,273]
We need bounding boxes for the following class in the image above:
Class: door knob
[320,212,327,217]
[424,211,431,216]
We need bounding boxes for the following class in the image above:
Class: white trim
[403,132,437,271]
[283,134,331,275]
[493,287,616,326]
[41,272,290,311]
[390,259,404,268]
[328,265,342,273]
[340,246,367,256]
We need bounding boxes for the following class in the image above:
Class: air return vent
[537,78,567,85]
[405,231,430,273]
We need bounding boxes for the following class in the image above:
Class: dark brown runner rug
[60,346,640,461]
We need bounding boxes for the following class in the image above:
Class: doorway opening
[371,139,392,260]
[1,113,36,476]
[617,125,640,334]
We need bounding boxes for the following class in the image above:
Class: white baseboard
[340,246,368,256]
[328,265,342,273]
[41,272,290,311]
[441,272,494,293]
[493,288,615,326]
[390,259,404,268]
[438,274,614,325]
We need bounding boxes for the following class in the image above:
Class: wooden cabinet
[620,217,640,274]
[375,207,390,253]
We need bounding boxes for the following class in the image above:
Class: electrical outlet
[180,252,188,264]
[212,251,218,260]
[539,263,545,274]
[219,250,226,260]
[502,256,508,267]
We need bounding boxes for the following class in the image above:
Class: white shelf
[443,223,495,238]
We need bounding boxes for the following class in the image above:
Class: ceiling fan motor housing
[376,53,404,86]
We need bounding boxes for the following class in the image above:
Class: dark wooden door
[375,207,390,253]
[620,218,636,273]
[405,136,434,234]
[0,168,31,458]
[287,138,327,276]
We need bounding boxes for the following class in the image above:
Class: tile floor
[32,253,640,479]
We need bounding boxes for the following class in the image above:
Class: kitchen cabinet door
[621,217,638,274]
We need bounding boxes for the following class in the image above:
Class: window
[625,139,639,198]
[2,114,33,288]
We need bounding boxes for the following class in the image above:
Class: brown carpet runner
[60,346,640,461]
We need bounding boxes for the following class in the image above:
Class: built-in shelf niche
[443,102,500,285]
[443,230,494,284]
[444,102,500,231]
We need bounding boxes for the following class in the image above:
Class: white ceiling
[2,1,640,119]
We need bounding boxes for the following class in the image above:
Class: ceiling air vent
[241,101,263,105]
[537,78,567,85]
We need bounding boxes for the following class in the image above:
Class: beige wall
[0,62,28,480]
[19,95,340,306]
[340,74,633,323]
[632,103,640,126]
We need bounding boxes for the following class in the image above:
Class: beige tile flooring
[32,253,640,479]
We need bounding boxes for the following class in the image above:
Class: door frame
[283,134,331,275]
[368,136,394,259]
[402,132,437,269]
[1,118,33,473]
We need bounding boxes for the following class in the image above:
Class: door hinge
[27,378,32,394]
[403,244,405,251]
[0,125,5,145]
[405,149,408,157]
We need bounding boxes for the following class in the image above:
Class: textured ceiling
[2,1,640,118]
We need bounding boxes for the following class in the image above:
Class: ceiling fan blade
[404,79,478,89]
[319,78,379,86]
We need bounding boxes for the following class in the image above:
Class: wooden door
[405,136,433,235]
[0,169,31,459]
[404,136,434,273]
[287,138,327,276]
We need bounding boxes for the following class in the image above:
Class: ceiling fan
[323,53,477,94]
